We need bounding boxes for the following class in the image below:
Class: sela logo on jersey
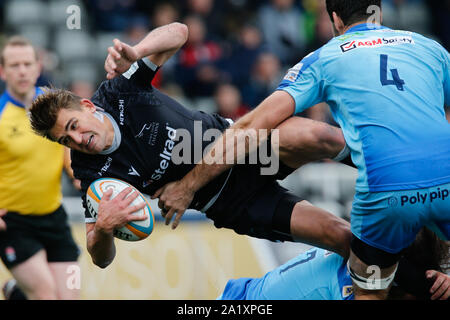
[143,124,177,188]
[340,36,414,53]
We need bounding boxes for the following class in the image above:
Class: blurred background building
[0,0,448,299]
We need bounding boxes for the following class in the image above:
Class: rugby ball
[86,178,155,241]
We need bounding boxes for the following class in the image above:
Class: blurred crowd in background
[0,0,449,124]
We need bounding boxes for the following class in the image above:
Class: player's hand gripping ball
[86,178,155,241]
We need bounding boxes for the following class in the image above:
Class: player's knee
[278,118,344,159]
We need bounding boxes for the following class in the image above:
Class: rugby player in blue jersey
[219,227,450,300]
[156,1,450,300]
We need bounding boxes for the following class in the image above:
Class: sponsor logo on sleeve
[283,62,303,82]
[282,51,316,82]
[342,285,354,298]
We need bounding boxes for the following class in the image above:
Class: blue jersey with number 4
[278,23,450,192]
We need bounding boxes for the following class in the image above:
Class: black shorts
[0,205,80,269]
[350,235,402,269]
[206,161,302,242]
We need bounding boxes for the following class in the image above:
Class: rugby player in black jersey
[30,22,351,268]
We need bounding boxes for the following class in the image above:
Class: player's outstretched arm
[86,222,116,269]
[105,22,188,80]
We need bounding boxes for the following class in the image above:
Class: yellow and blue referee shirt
[0,87,64,215]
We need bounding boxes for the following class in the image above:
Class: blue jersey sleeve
[444,48,450,107]
[276,49,325,115]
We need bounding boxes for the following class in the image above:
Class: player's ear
[80,99,96,113]
[332,12,345,35]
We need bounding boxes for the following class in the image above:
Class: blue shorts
[351,182,450,254]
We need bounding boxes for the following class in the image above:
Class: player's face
[50,101,113,154]
[0,45,40,97]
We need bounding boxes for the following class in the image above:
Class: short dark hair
[30,88,82,140]
[326,0,382,26]
[391,227,450,299]
[402,227,449,274]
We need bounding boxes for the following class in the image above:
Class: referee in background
[0,36,80,300]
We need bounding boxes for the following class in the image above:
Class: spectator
[151,2,180,28]
[175,15,223,98]
[150,2,181,87]
[305,1,334,52]
[35,48,57,88]
[214,83,249,121]
[88,0,140,32]
[382,0,431,35]
[70,80,95,99]
[241,52,283,109]
[257,0,308,66]
[122,15,150,46]
[184,0,224,39]
[221,24,266,89]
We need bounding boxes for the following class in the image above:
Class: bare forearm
[86,225,116,269]
[133,22,188,61]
